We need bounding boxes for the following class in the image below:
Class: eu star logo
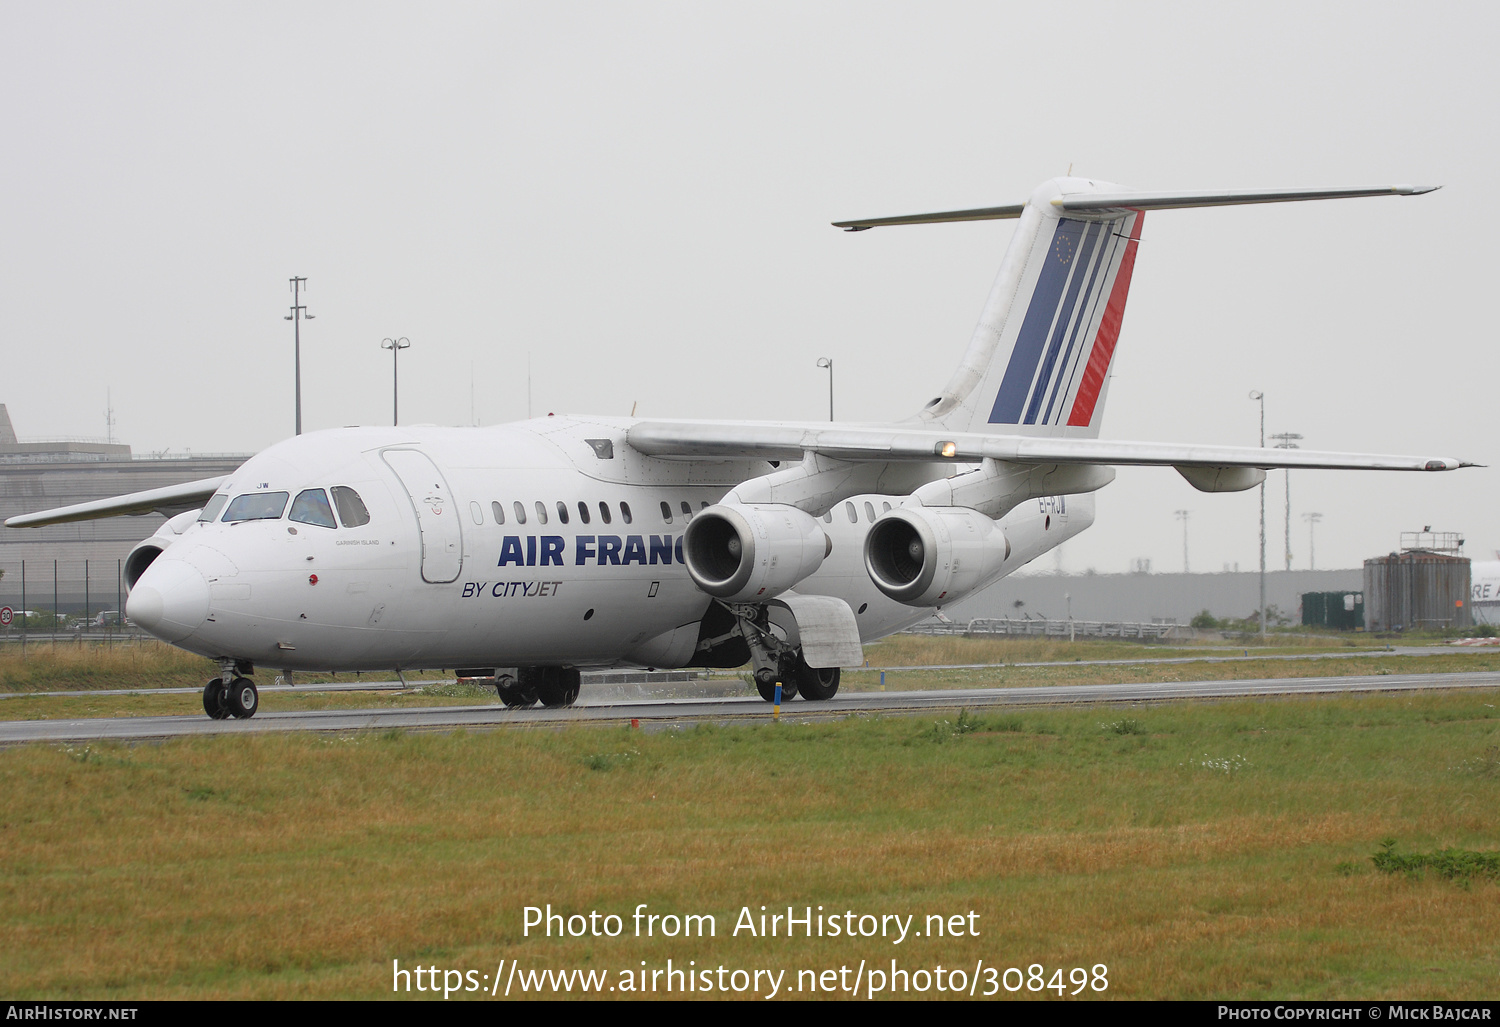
[1054,232,1075,265]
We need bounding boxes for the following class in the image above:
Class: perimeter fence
[0,558,148,642]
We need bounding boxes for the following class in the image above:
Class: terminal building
[0,404,249,615]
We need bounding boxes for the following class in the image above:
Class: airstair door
[382,449,463,583]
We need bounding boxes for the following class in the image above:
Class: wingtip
[1397,184,1442,195]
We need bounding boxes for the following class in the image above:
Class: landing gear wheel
[754,672,798,703]
[496,677,537,709]
[203,679,231,720]
[795,654,840,701]
[527,666,582,708]
[226,676,258,719]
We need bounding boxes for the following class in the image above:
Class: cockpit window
[198,494,229,523]
[222,492,290,522]
[290,488,338,528]
[331,486,371,527]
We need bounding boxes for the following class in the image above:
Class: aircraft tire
[226,676,259,719]
[795,656,840,701]
[497,679,537,708]
[754,677,799,702]
[203,679,231,720]
[531,666,582,708]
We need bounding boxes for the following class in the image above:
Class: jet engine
[864,505,1011,606]
[682,503,830,602]
[124,510,201,590]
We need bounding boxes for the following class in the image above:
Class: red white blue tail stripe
[987,211,1142,429]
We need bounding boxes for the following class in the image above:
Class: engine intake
[683,503,830,602]
[865,506,1010,606]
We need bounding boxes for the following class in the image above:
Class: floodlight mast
[382,337,412,426]
[285,277,315,435]
[1249,390,1266,637]
[1271,432,1304,571]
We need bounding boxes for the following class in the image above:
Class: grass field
[2,689,1499,999]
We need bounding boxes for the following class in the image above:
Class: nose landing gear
[204,660,258,720]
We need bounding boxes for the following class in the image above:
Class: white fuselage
[1472,561,1500,627]
[124,417,1091,671]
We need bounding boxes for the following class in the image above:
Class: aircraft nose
[126,559,210,643]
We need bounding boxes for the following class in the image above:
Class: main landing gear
[752,650,841,703]
[493,666,582,709]
[203,659,258,720]
[723,604,840,704]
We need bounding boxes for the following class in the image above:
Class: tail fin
[837,178,1437,439]
[921,178,1143,439]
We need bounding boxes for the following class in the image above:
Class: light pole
[284,277,315,435]
[816,357,834,421]
[1175,509,1190,573]
[1270,432,1302,570]
[1303,512,1323,570]
[1249,390,1266,637]
[381,337,411,426]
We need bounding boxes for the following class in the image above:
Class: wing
[627,420,1470,472]
[3,475,226,528]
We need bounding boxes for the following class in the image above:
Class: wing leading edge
[626,421,1470,472]
[4,475,226,528]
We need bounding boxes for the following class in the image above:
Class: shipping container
[1301,591,1364,630]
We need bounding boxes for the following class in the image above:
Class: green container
[1302,591,1364,631]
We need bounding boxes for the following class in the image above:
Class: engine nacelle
[864,505,1011,606]
[124,509,200,590]
[682,503,830,602]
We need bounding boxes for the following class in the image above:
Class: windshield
[290,488,337,528]
[222,492,289,522]
[198,494,229,523]
[331,486,371,527]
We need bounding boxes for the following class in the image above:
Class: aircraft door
[381,449,464,583]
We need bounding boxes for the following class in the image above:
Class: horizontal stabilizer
[1055,184,1439,213]
[4,475,225,528]
[833,203,1025,231]
[834,184,1437,230]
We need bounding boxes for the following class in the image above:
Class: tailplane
[835,179,1436,439]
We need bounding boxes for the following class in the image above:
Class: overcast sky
[2,1,1494,575]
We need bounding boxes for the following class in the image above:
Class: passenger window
[535,501,549,525]
[660,501,672,524]
[882,501,891,513]
[290,489,338,528]
[331,486,371,527]
[598,501,611,525]
[701,501,709,509]
[822,511,832,523]
[845,502,857,524]
[577,502,591,524]
[680,501,692,522]
[198,494,229,523]
[470,501,484,525]
[223,492,290,522]
[864,502,876,522]
[491,501,505,525]
[556,501,569,525]
[620,501,633,524]
[513,501,527,525]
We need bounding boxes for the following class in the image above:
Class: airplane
[4,176,1475,719]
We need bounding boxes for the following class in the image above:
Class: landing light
[937,441,958,458]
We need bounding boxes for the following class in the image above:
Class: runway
[3,668,1499,745]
